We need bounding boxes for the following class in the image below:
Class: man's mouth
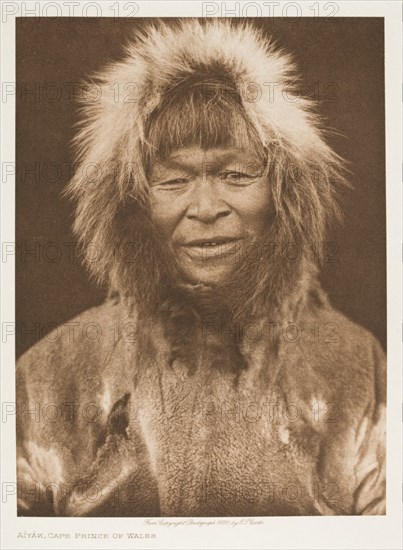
[179,237,243,261]
[183,237,242,247]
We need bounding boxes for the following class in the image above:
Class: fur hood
[66,19,346,317]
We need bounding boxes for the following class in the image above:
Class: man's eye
[158,178,189,188]
[167,178,188,184]
[221,172,256,184]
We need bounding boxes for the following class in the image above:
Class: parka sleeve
[351,337,386,515]
[16,345,61,516]
[15,327,84,517]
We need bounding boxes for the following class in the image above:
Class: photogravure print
[11,14,387,519]
[1,4,397,546]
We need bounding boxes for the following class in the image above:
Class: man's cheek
[239,208,271,236]
[231,187,270,223]
[149,204,177,239]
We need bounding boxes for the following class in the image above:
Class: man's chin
[173,243,244,287]
[177,264,237,287]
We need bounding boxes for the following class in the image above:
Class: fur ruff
[66,19,347,326]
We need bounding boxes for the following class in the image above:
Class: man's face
[148,146,270,285]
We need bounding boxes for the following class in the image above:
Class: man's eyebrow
[149,161,198,182]
[153,159,198,174]
[154,151,265,175]
[160,158,196,169]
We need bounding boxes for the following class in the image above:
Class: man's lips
[180,236,243,247]
[177,237,244,261]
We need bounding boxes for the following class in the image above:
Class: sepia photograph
[14,15,388,518]
[1,3,401,548]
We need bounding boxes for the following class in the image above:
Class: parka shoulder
[16,299,130,389]
[275,299,386,431]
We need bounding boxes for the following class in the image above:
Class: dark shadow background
[16,17,386,358]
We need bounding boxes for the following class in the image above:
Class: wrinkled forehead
[142,75,268,173]
[149,146,266,178]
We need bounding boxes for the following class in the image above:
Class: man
[16,19,386,516]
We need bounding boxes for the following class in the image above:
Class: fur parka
[16,19,386,516]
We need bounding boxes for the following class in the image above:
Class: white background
[1,1,402,549]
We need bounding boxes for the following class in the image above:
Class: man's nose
[186,179,231,223]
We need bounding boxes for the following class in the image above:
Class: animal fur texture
[16,19,386,516]
[66,18,346,312]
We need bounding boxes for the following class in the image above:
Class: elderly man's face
[149,146,270,285]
